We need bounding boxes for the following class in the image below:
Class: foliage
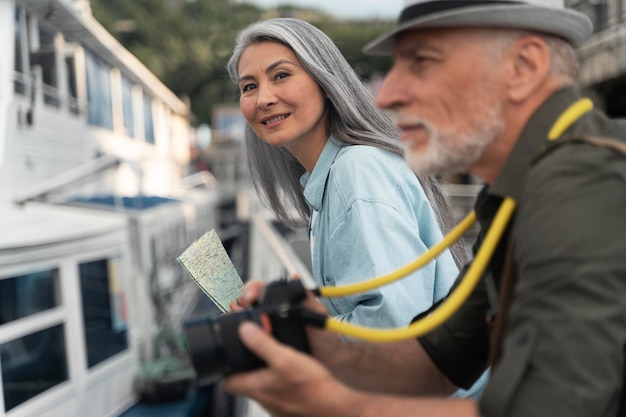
[91,0,394,125]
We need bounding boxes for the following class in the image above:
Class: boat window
[0,325,68,411]
[13,6,26,95]
[66,55,80,114]
[122,76,135,138]
[35,25,60,107]
[143,94,155,144]
[79,258,128,368]
[0,269,60,324]
[85,50,114,130]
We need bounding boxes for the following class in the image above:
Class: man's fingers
[238,321,291,365]
[302,289,328,315]
[224,322,291,395]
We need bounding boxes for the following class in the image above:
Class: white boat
[0,1,226,416]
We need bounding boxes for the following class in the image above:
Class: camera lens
[184,310,265,386]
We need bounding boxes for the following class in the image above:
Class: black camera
[183,279,312,385]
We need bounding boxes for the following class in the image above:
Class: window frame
[0,241,134,414]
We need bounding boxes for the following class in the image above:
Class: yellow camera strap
[316,97,594,342]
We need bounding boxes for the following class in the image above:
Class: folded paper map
[177,229,244,313]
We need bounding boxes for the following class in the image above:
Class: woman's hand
[230,279,267,311]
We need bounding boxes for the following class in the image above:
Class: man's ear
[506,36,551,103]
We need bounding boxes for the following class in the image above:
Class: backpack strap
[488,234,517,366]
[557,135,626,158]
[619,349,626,417]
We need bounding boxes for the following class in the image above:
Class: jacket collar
[490,86,582,200]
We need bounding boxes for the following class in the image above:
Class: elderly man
[224,0,626,416]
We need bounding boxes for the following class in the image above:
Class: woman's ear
[506,35,552,103]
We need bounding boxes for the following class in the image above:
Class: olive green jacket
[419,87,626,417]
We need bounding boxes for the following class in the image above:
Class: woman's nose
[257,85,278,109]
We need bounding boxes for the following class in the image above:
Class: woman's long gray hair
[227,18,468,268]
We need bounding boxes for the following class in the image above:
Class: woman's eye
[241,83,256,93]
[275,71,290,80]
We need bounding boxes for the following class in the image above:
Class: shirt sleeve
[323,192,457,329]
[480,142,626,417]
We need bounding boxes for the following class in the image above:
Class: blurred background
[0,0,624,416]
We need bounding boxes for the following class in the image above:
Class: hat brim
[363,4,593,55]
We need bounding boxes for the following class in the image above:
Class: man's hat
[363,0,594,55]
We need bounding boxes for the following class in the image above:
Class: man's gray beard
[403,105,505,177]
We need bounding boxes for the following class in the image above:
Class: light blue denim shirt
[301,137,487,399]
[300,137,459,328]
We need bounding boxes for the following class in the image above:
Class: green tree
[91,0,393,125]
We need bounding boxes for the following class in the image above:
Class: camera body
[183,279,311,385]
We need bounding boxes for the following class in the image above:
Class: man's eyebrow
[238,59,296,83]
[398,43,432,55]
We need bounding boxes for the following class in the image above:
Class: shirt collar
[300,136,343,211]
[490,86,582,200]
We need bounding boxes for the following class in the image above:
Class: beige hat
[364,0,593,55]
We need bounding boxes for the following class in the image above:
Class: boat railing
[11,70,87,116]
[247,213,314,288]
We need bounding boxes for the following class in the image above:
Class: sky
[236,0,404,20]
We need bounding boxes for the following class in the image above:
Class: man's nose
[375,65,407,111]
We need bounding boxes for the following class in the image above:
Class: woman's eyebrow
[238,59,296,82]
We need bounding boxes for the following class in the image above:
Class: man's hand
[228,279,458,398]
[224,321,361,417]
[224,322,479,417]
[229,279,346,371]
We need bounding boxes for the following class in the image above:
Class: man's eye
[414,56,430,65]
[409,56,434,72]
